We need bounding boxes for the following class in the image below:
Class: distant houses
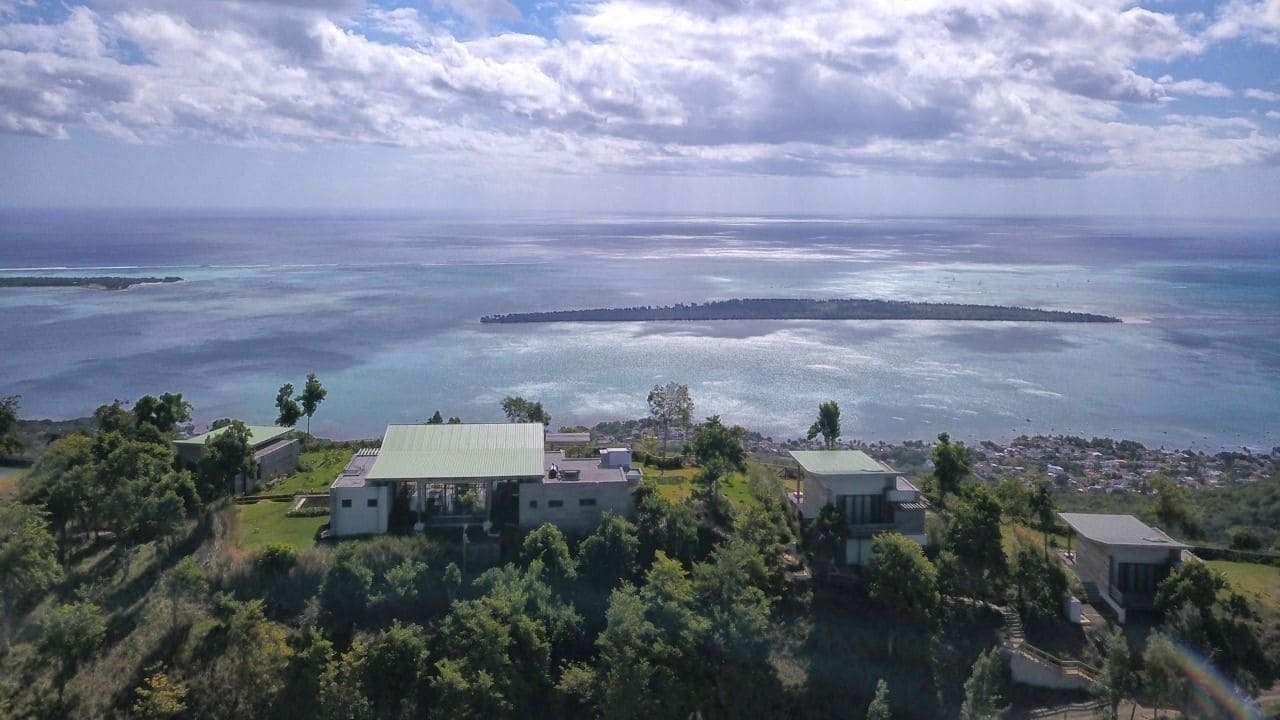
[791,449,926,565]
[327,423,641,537]
[174,424,300,495]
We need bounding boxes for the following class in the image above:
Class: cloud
[1205,0,1280,45]
[1246,87,1280,101]
[0,0,1275,180]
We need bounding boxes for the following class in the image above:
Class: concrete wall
[1009,650,1095,692]
[255,439,300,485]
[843,532,927,566]
[330,485,391,537]
[520,480,636,533]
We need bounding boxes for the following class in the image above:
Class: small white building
[521,448,640,532]
[329,449,390,537]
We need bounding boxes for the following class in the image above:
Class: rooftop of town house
[175,424,292,448]
[1058,512,1189,549]
[789,449,894,475]
[366,422,546,481]
[542,450,630,484]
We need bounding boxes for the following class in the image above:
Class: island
[0,276,183,291]
[481,298,1121,323]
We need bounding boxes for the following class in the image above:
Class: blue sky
[0,0,1277,215]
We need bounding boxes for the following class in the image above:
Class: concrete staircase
[1000,605,1099,692]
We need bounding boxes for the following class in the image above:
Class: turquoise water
[0,212,1276,450]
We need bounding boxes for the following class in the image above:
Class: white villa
[1059,512,1189,623]
[328,423,641,537]
[792,450,927,565]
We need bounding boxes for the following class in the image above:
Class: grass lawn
[0,467,25,502]
[1000,522,1069,560]
[235,499,326,551]
[1205,559,1280,620]
[268,448,352,495]
[639,463,759,509]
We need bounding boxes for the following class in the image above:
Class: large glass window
[841,494,886,524]
[1116,562,1169,593]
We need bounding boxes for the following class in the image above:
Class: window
[840,494,886,525]
[367,498,378,508]
[548,499,564,508]
[1116,562,1169,594]
[579,497,597,507]
[529,500,538,509]
[341,499,352,508]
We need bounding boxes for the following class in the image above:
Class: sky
[0,0,1278,216]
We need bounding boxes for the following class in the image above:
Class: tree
[39,601,107,697]
[275,383,301,428]
[866,678,891,720]
[633,482,699,566]
[20,433,95,558]
[300,373,327,435]
[867,533,940,628]
[203,599,291,718]
[319,554,373,635]
[427,410,444,424]
[1008,542,1067,626]
[133,668,188,720]
[0,504,62,649]
[162,556,208,633]
[521,523,576,582]
[1094,627,1136,719]
[1229,527,1264,551]
[443,562,462,602]
[447,416,462,424]
[1143,632,1188,720]
[942,485,1007,600]
[0,395,23,460]
[647,382,693,457]
[379,559,431,616]
[197,420,255,499]
[931,432,971,510]
[132,393,192,435]
[361,623,430,719]
[690,415,747,472]
[577,512,639,586]
[808,502,848,576]
[1155,561,1225,620]
[959,648,1007,720]
[806,400,841,449]
[1028,479,1055,560]
[501,396,550,425]
[1150,475,1199,537]
[993,475,1030,523]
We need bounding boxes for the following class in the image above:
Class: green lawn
[235,499,326,551]
[1205,559,1280,620]
[0,467,27,502]
[268,448,352,495]
[639,462,761,510]
[1000,522,1069,560]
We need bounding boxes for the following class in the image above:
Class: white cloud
[1206,0,1280,45]
[0,0,1275,180]
[1246,87,1280,101]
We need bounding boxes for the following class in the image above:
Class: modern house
[1058,512,1189,623]
[174,424,299,494]
[791,450,926,565]
[327,423,641,537]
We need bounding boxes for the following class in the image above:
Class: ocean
[0,211,1276,451]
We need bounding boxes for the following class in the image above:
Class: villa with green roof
[791,450,926,565]
[173,424,300,494]
[328,423,642,537]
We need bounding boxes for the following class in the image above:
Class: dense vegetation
[480,298,1121,323]
[0,277,182,291]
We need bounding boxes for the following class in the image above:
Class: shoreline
[0,275,184,291]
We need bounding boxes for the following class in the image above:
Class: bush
[1229,527,1264,551]
[286,506,330,518]
[632,450,685,471]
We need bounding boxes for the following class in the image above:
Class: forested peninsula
[481,298,1121,323]
[0,276,183,290]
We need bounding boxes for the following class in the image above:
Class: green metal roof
[1058,513,1189,549]
[366,423,546,481]
[174,424,291,448]
[789,450,891,475]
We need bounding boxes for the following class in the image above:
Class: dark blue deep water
[1,212,1276,450]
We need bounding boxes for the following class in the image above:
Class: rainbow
[1160,639,1264,720]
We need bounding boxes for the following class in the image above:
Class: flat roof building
[1058,512,1189,623]
[174,423,299,494]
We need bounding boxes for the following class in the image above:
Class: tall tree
[577,512,640,587]
[300,373,327,435]
[132,393,192,435]
[426,410,444,424]
[931,432,971,510]
[866,679,892,720]
[0,504,62,649]
[501,396,550,426]
[1094,627,1136,720]
[809,503,848,576]
[275,383,301,428]
[203,599,292,718]
[690,415,747,472]
[521,523,577,582]
[20,434,95,558]
[1150,475,1199,538]
[806,400,841,449]
[959,648,1007,720]
[0,395,23,460]
[647,383,693,457]
[866,532,940,651]
[39,601,107,698]
[197,420,255,499]
[1142,633,1188,720]
[942,485,1007,600]
[1028,479,1055,560]
[361,623,431,720]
